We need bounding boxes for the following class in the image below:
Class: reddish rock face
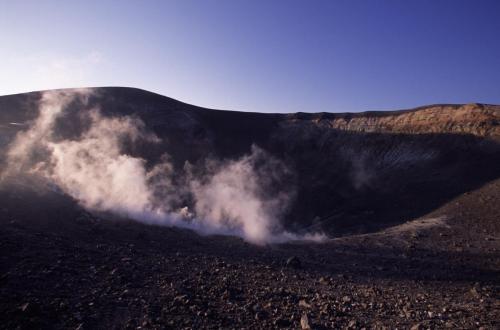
[285,103,500,139]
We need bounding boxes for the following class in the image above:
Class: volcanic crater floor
[1,179,499,330]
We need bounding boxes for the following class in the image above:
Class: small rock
[300,313,311,329]
[470,286,481,298]
[19,303,30,312]
[410,323,423,330]
[444,321,455,328]
[299,299,311,309]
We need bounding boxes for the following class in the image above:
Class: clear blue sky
[1,0,499,113]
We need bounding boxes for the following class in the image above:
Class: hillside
[1,87,498,235]
[0,87,498,329]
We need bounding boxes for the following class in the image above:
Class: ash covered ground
[0,88,499,329]
[1,178,499,329]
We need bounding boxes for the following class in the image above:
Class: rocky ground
[0,178,499,329]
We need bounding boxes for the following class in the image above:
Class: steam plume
[3,90,325,244]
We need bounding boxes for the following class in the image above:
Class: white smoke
[190,146,289,243]
[47,109,160,217]
[2,90,326,244]
[5,89,92,174]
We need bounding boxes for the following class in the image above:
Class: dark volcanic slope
[0,178,499,329]
[0,88,499,329]
[1,87,499,235]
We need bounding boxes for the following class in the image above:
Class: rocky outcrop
[286,103,500,139]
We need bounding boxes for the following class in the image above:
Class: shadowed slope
[0,87,499,236]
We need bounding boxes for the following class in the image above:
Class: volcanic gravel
[0,179,499,329]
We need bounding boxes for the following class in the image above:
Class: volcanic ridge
[0,87,498,329]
